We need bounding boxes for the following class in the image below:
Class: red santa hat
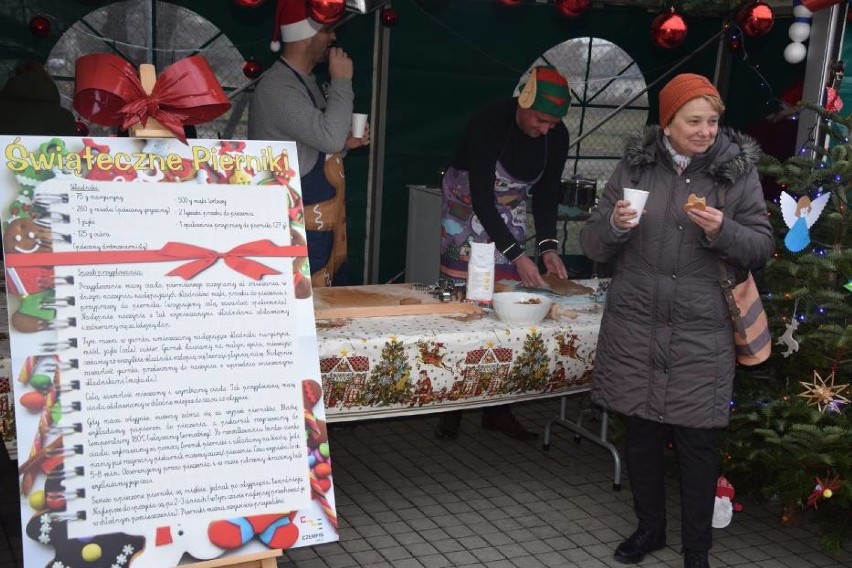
[271,0,323,52]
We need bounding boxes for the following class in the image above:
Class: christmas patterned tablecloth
[317,290,602,421]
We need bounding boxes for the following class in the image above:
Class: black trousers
[623,415,722,552]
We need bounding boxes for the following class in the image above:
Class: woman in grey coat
[580,74,773,568]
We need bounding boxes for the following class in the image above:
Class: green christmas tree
[367,338,413,406]
[508,330,550,393]
[722,103,851,554]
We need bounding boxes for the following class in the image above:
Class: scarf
[663,135,691,175]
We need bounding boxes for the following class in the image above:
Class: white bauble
[788,22,811,43]
[784,42,807,64]
[793,5,813,19]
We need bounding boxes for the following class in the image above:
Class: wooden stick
[130,63,174,139]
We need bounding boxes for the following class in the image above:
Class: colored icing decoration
[314,462,332,478]
[20,391,47,412]
[208,513,298,550]
[81,542,102,561]
[207,518,255,549]
[29,373,53,392]
[28,489,46,510]
[17,290,57,321]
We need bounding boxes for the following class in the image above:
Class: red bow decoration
[801,0,849,12]
[162,240,287,280]
[73,54,230,143]
[806,473,844,510]
[4,240,307,281]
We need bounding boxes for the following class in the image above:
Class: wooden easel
[130,63,173,138]
[178,549,282,568]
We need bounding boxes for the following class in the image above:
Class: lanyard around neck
[277,57,319,108]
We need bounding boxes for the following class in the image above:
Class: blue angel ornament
[780,191,831,253]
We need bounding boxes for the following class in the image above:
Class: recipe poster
[0,136,338,567]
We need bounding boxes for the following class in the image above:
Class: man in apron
[249,0,369,287]
[437,66,571,440]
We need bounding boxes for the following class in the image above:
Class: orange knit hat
[658,73,721,127]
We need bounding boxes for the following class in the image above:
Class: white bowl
[491,292,552,326]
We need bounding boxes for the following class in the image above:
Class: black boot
[435,411,461,440]
[683,549,710,568]
[481,405,537,440]
[614,528,666,564]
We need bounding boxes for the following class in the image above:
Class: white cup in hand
[623,187,650,224]
[352,113,368,138]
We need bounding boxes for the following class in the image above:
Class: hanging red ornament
[495,0,523,6]
[232,0,267,7]
[737,1,774,38]
[308,0,346,25]
[555,0,590,18]
[75,120,89,136]
[242,58,263,79]
[650,9,687,49]
[29,15,51,39]
[380,7,399,27]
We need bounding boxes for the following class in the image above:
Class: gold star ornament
[798,370,850,413]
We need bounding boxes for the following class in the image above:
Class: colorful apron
[280,60,349,287]
[440,143,545,284]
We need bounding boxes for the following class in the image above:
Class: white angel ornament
[780,191,831,253]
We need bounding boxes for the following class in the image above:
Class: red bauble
[29,16,51,39]
[308,0,346,25]
[737,1,774,38]
[650,9,687,49]
[380,7,399,27]
[242,58,262,79]
[496,0,523,6]
[555,0,590,18]
[75,120,89,136]
[232,0,266,7]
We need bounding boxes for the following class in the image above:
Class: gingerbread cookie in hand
[682,193,706,213]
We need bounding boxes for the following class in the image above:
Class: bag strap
[715,187,747,336]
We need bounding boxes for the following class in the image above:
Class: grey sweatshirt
[249,59,354,175]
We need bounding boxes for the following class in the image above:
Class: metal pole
[364,11,390,284]
[796,3,848,153]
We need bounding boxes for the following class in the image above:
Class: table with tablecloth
[316,286,603,422]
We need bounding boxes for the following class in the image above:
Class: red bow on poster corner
[73,53,231,143]
[801,0,850,12]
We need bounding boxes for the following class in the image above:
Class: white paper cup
[352,113,368,138]
[623,187,650,224]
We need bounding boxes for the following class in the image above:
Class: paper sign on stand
[0,135,337,567]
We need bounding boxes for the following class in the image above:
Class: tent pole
[364,11,391,284]
[796,2,848,153]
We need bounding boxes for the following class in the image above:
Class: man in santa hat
[250,0,369,287]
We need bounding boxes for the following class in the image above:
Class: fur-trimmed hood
[623,125,761,185]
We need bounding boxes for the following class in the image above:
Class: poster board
[0,135,338,566]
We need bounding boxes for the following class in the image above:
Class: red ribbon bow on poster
[161,241,289,280]
[801,0,849,12]
[73,53,231,143]
[4,240,307,281]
